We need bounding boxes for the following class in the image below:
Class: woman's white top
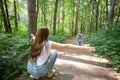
[37,41,52,66]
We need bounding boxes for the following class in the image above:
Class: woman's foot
[30,75,39,80]
[47,69,56,77]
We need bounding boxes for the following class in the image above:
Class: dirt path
[15,37,120,80]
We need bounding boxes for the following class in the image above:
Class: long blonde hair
[29,27,49,61]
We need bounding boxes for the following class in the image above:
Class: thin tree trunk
[80,22,83,33]
[4,0,11,33]
[71,0,75,36]
[116,6,120,23]
[41,4,47,26]
[62,0,65,35]
[18,13,20,21]
[99,9,102,29]
[58,3,60,30]
[0,0,8,32]
[88,0,95,35]
[27,0,37,38]
[96,0,99,32]
[108,0,116,21]
[74,0,80,35]
[106,0,108,20]
[14,0,18,31]
[53,0,59,35]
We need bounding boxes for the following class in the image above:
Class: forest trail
[15,37,120,80]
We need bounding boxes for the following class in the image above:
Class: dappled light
[0,0,120,80]
[57,51,109,63]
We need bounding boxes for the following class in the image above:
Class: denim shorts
[27,51,57,78]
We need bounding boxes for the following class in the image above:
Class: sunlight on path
[54,37,119,80]
[58,51,109,63]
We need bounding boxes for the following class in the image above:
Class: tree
[62,0,65,34]
[88,0,95,35]
[27,0,37,38]
[0,0,11,33]
[53,0,59,35]
[74,0,80,35]
[95,0,99,32]
[116,6,120,23]
[106,0,108,20]
[71,0,75,35]
[4,0,11,33]
[14,0,18,31]
[108,0,116,21]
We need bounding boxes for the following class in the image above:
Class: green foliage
[0,58,26,80]
[0,31,71,80]
[49,33,71,43]
[85,23,120,73]
[0,33,30,80]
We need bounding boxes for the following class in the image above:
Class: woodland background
[0,0,120,80]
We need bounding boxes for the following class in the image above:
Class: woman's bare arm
[51,41,95,52]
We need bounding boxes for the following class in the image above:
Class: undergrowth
[85,23,120,73]
[0,32,71,80]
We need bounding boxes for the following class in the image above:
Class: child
[77,32,82,45]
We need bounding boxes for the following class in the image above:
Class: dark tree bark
[71,0,75,36]
[18,13,20,21]
[62,0,65,35]
[57,3,60,29]
[108,0,116,21]
[74,0,80,35]
[0,0,8,32]
[27,0,37,38]
[4,0,11,33]
[106,0,108,20]
[14,0,18,31]
[4,0,12,33]
[41,4,47,26]
[88,0,95,35]
[80,22,83,33]
[116,6,120,23]
[95,0,99,32]
[53,0,59,35]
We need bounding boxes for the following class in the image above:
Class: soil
[14,37,120,80]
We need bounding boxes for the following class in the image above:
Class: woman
[27,27,95,79]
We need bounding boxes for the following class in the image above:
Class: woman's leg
[45,51,57,75]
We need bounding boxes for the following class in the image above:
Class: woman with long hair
[27,27,95,79]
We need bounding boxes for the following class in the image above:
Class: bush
[0,33,29,80]
[85,23,120,73]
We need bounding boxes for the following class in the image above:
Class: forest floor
[15,37,120,80]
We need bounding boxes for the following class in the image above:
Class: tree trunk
[14,0,18,31]
[74,0,80,35]
[62,0,65,35]
[41,4,47,26]
[106,0,108,20]
[58,3,60,30]
[53,0,59,35]
[80,22,83,33]
[108,0,116,21]
[0,0,8,33]
[116,6,120,23]
[4,0,11,33]
[27,0,37,38]
[88,0,95,35]
[71,0,75,36]
[95,0,99,32]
